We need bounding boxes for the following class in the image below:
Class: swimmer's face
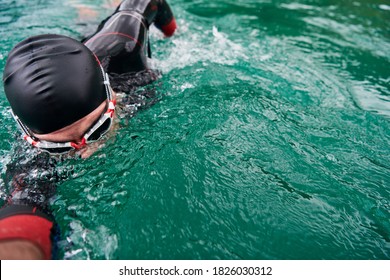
[12,86,117,158]
[9,57,116,158]
[33,99,114,158]
[33,101,108,143]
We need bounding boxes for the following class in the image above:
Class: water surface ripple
[0,0,389,259]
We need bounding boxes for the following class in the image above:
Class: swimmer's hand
[160,18,177,37]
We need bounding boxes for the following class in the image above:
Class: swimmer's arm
[154,0,177,37]
[0,152,59,260]
[0,239,44,260]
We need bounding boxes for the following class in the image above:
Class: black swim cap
[3,34,106,134]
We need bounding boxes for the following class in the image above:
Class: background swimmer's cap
[3,34,106,134]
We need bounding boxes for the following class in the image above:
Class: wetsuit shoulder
[84,0,177,74]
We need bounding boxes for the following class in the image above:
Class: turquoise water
[1,0,389,259]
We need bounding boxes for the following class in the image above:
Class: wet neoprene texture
[84,0,176,73]
[3,34,106,134]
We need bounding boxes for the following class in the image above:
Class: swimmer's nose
[71,138,87,149]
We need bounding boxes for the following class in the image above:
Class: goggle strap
[24,135,37,147]
[109,100,116,110]
[12,111,31,136]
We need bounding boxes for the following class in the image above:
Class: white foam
[379,4,390,11]
[154,21,252,72]
[280,3,318,10]
[351,81,390,117]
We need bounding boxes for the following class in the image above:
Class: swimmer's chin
[79,148,94,159]
[78,143,101,159]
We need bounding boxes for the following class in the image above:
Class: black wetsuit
[84,0,176,73]
[0,0,176,259]
[1,0,177,209]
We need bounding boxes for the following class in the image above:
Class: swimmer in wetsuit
[0,0,176,259]
[85,0,176,73]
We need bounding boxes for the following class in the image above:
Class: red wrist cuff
[0,214,53,259]
[161,18,177,37]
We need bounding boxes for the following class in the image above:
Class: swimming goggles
[12,67,116,155]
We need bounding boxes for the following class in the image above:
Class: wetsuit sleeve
[0,204,54,259]
[0,149,60,260]
[154,0,177,37]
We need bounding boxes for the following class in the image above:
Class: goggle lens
[87,118,112,141]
